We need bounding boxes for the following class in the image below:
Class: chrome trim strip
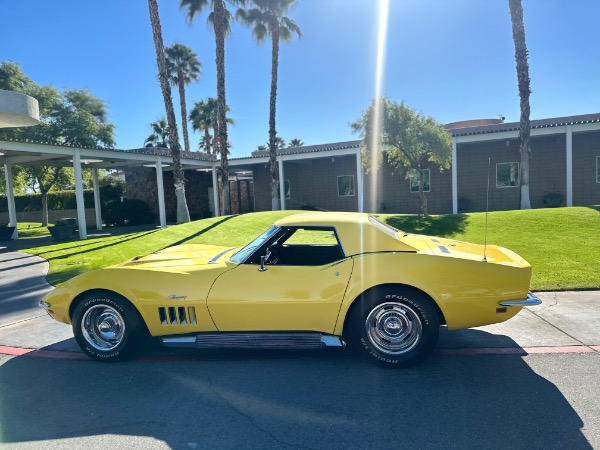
[160,333,345,349]
[500,292,542,307]
[208,247,236,264]
[39,301,50,308]
[161,336,197,348]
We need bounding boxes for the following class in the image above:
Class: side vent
[159,306,197,326]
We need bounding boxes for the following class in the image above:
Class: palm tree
[189,98,217,153]
[255,144,267,152]
[144,118,170,148]
[264,136,285,149]
[147,0,191,223]
[288,137,303,147]
[198,134,212,151]
[166,43,201,153]
[509,0,532,209]
[237,0,301,210]
[180,0,246,215]
[212,103,235,156]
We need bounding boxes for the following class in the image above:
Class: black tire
[348,288,440,368]
[72,292,143,362]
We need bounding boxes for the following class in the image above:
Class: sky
[1,0,600,158]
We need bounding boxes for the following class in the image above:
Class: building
[127,112,599,217]
[3,112,600,240]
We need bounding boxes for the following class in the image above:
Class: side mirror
[258,255,267,272]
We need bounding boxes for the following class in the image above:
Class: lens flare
[369,0,390,213]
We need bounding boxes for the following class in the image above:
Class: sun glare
[369,0,390,212]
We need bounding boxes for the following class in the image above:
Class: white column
[278,156,286,210]
[155,157,166,227]
[91,168,103,231]
[451,138,458,214]
[73,149,87,239]
[356,149,364,213]
[211,166,220,217]
[566,125,573,207]
[4,164,18,239]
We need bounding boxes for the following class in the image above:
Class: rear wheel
[72,292,143,362]
[349,288,439,367]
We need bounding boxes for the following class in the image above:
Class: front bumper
[499,292,542,307]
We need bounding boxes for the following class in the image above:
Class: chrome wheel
[365,302,422,355]
[81,304,126,351]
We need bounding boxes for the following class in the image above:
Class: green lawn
[17,222,51,238]
[21,207,600,290]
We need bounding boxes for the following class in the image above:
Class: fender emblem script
[168,295,188,301]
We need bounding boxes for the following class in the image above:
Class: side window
[284,229,338,245]
[271,227,345,266]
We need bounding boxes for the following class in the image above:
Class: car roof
[275,212,417,255]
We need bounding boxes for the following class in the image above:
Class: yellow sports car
[40,212,540,367]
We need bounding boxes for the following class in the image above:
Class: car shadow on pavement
[0,330,593,449]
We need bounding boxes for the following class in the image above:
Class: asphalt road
[1,350,598,449]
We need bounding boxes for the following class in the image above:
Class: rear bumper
[499,292,542,307]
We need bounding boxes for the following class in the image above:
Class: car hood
[402,234,530,268]
[117,244,239,270]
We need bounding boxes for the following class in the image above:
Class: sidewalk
[1,247,599,359]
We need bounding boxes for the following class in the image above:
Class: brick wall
[457,133,567,212]
[252,155,360,212]
[363,156,452,214]
[573,130,600,206]
[125,168,214,221]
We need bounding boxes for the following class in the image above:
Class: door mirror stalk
[259,255,268,272]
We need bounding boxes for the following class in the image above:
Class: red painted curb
[0,344,599,361]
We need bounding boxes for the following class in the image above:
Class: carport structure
[1,138,217,240]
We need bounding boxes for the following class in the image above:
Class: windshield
[368,215,403,240]
[229,225,281,264]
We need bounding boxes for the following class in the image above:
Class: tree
[352,98,452,216]
[166,43,201,153]
[190,98,216,153]
[189,97,234,155]
[181,0,246,215]
[148,0,191,224]
[288,137,303,147]
[0,62,115,224]
[144,118,170,148]
[63,89,108,123]
[237,0,301,210]
[255,144,267,152]
[509,0,532,210]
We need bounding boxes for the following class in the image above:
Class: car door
[206,227,353,334]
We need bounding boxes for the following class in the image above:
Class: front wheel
[349,289,440,367]
[72,292,143,362]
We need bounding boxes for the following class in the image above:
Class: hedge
[0,184,124,213]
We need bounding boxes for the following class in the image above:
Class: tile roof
[449,113,600,137]
[232,140,361,161]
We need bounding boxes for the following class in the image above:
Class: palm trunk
[509,0,532,210]
[213,122,219,156]
[148,0,190,223]
[269,21,280,211]
[214,0,230,215]
[204,128,211,153]
[177,70,191,153]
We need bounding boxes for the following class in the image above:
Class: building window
[284,180,291,199]
[337,175,355,197]
[496,162,520,188]
[409,169,430,193]
[597,156,600,183]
